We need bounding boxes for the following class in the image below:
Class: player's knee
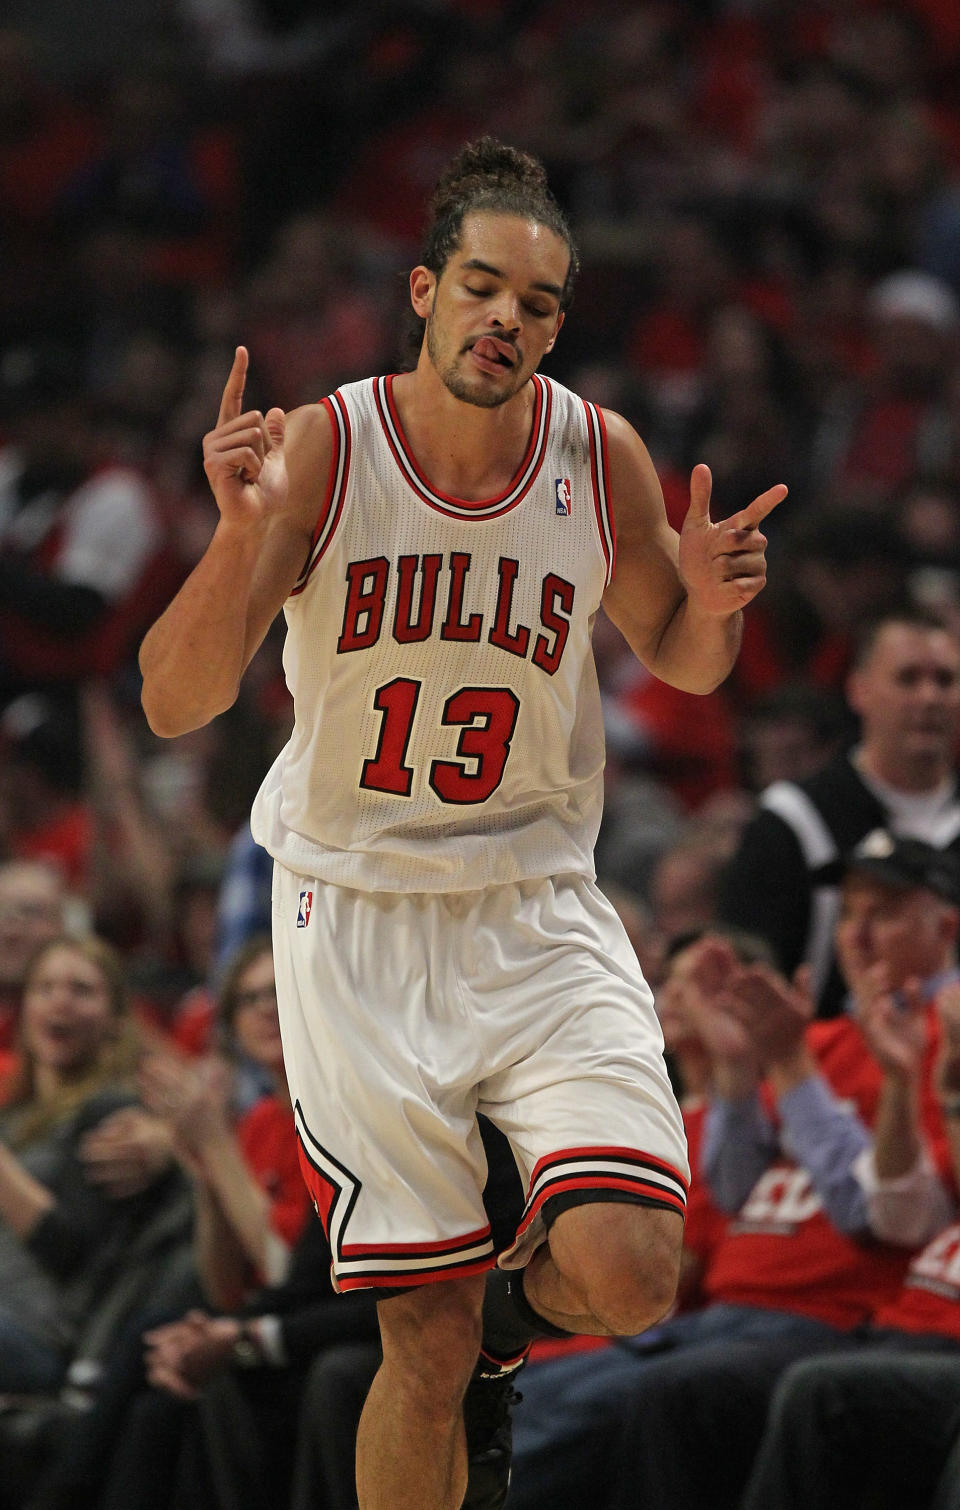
[591,1250,679,1336]
[557,1203,682,1336]
[378,1278,484,1409]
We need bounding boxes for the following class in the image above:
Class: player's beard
[426,314,520,409]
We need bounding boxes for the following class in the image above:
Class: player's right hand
[202,346,287,526]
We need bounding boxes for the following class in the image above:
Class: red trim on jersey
[296,1140,339,1231]
[584,400,616,583]
[521,1174,687,1223]
[597,404,615,567]
[313,396,342,543]
[335,1223,496,1291]
[373,373,551,520]
[341,1224,492,1258]
[512,1144,689,1244]
[528,1144,690,1193]
[289,391,352,595]
[336,1255,496,1292]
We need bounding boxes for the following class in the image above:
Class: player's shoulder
[285,399,336,448]
[283,399,341,476]
[587,405,663,518]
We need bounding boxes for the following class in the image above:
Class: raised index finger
[217,345,248,428]
[725,482,788,532]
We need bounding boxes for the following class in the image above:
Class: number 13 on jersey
[360,677,520,806]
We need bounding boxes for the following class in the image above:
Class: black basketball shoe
[461,1360,525,1510]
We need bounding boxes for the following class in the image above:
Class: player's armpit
[599,411,688,666]
[600,411,745,694]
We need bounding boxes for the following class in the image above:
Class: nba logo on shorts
[297,890,313,927]
[555,478,571,516]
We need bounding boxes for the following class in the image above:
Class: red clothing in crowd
[681,1095,729,1309]
[0,1049,15,1096]
[237,1093,311,1249]
[704,1011,950,1330]
[10,803,92,893]
[874,1221,960,1341]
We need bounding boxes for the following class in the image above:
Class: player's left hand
[678,464,787,617]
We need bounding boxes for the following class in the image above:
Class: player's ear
[409,266,436,318]
[545,311,565,353]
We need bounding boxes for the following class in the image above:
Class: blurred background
[3,6,960,1509]
[2,0,960,999]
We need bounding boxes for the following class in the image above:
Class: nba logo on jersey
[297,890,313,927]
[555,478,571,516]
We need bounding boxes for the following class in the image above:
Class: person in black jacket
[24,1117,525,1510]
[21,1209,377,1510]
[719,608,960,1016]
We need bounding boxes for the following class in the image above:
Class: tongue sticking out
[473,337,514,367]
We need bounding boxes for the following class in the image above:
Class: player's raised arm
[139,347,328,738]
[601,410,786,694]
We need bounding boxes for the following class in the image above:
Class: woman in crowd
[138,932,307,1307]
[0,934,148,1392]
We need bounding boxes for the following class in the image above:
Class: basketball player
[140,139,785,1510]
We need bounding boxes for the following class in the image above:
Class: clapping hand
[728,963,815,1080]
[138,1051,232,1178]
[848,961,927,1083]
[674,936,760,1099]
[79,1106,175,1200]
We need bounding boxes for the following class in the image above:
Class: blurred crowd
[4,0,960,1506]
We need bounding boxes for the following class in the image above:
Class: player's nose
[488,293,522,332]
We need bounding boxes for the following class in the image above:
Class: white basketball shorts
[272,865,688,1293]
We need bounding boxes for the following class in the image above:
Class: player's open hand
[678,464,787,617]
[202,346,287,527]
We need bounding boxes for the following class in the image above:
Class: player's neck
[392,365,536,502]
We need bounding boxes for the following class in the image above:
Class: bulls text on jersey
[336,551,576,677]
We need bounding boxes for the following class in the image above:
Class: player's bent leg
[524,1201,683,1336]
[356,1274,485,1510]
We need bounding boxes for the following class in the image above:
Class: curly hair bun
[430,137,551,220]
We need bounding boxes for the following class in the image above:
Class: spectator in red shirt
[741,949,960,1510]
[508,835,958,1510]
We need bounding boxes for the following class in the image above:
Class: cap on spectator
[846,828,960,905]
[868,270,960,332]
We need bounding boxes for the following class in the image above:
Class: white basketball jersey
[250,372,617,892]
